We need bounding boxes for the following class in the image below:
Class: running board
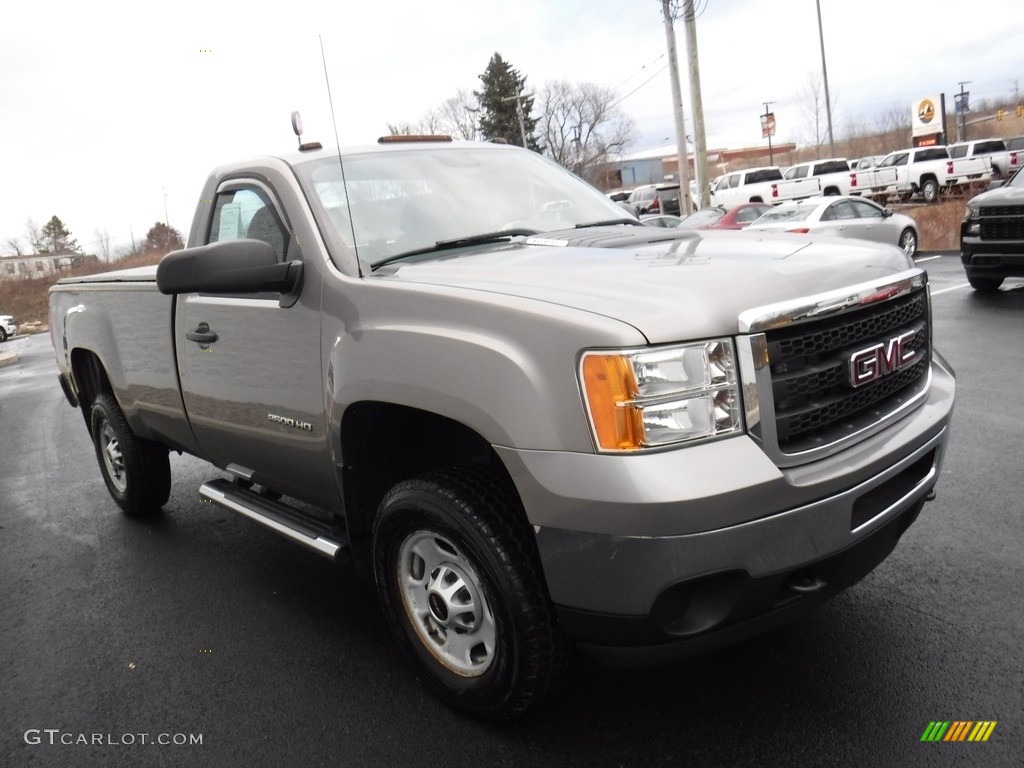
[200,478,346,560]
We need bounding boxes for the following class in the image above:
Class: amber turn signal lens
[581,355,643,450]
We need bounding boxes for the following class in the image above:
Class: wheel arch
[70,348,114,433]
[339,401,519,540]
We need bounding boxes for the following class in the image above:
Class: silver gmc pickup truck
[50,137,956,720]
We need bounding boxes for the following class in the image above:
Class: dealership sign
[911,94,947,146]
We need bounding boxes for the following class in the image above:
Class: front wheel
[0,328,7,342]
[90,393,171,517]
[898,227,918,257]
[967,275,1003,291]
[372,468,568,720]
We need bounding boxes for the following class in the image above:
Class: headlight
[964,203,977,218]
[579,339,743,451]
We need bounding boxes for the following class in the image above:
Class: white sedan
[745,196,919,256]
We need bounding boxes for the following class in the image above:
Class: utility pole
[501,92,531,148]
[661,0,693,215]
[681,0,709,208]
[162,186,169,227]
[815,0,835,157]
[956,81,971,142]
[762,101,775,164]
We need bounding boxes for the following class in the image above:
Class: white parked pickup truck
[948,138,1019,179]
[710,166,820,207]
[877,146,992,202]
[783,158,855,196]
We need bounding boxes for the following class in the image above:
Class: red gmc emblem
[848,331,917,388]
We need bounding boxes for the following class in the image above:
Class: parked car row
[640,197,918,256]
[0,314,17,342]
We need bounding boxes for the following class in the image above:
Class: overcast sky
[2,0,1021,255]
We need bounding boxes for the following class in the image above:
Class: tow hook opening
[786,570,827,595]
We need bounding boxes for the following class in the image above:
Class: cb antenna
[318,34,361,271]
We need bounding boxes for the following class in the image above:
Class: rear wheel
[90,393,171,517]
[372,467,568,720]
[898,227,918,257]
[967,275,1003,291]
[921,178,940,203]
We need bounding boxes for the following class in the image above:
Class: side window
[851,200,883,219]
[208,186,289,261]
[829,202,858,220]
[726,174,740,189]
[949,145,967,158]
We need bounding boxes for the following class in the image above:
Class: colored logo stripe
[920,721,997,742]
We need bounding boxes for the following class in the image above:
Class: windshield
[754,206,814,224]
[293,145,632,272]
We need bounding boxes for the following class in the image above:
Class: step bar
[200,478,345,560]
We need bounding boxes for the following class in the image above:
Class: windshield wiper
[574,218,643,229]
[371,228,538,270]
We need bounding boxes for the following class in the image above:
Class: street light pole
[815,0,836,157]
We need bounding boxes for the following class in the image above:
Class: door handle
[186,322,218,344]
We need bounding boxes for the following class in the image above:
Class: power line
[609,65,670,109]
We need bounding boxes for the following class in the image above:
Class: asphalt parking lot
[1,255,1021,767]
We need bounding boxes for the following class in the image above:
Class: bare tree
[25,218,46,254]
[388,89,480,141]
[874,102,910,147]
[386,121,419,136]
[439,89,480,141]
[798,73,838,158]
[4,237,24,256]
[93,228,113,262]
[537,80,635,184]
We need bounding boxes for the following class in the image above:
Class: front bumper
[496,357,954,664]
[960,237,1024,279]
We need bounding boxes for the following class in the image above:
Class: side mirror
[156,239,302,304]
[882,209,893,218]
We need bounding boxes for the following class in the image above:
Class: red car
[699,203,772,230]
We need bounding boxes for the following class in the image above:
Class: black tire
[967,275,1003,292]
[898,227,918,257]
[921,177,939,203]
[0,328,7,342]
[372,467,569,721]
[90,393,171,517]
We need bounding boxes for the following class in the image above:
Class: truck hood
[970,184,1024,206]
[380,227,915,343]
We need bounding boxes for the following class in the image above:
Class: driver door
[175,178,336,506]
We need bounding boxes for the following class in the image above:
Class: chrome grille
[763,290,930,453]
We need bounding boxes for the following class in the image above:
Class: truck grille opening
[764,289,930,453]
[979,220,1024,240]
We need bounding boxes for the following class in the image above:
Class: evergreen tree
[144,222,184,254]
[475,53,541,151]
[40,215,80,254]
